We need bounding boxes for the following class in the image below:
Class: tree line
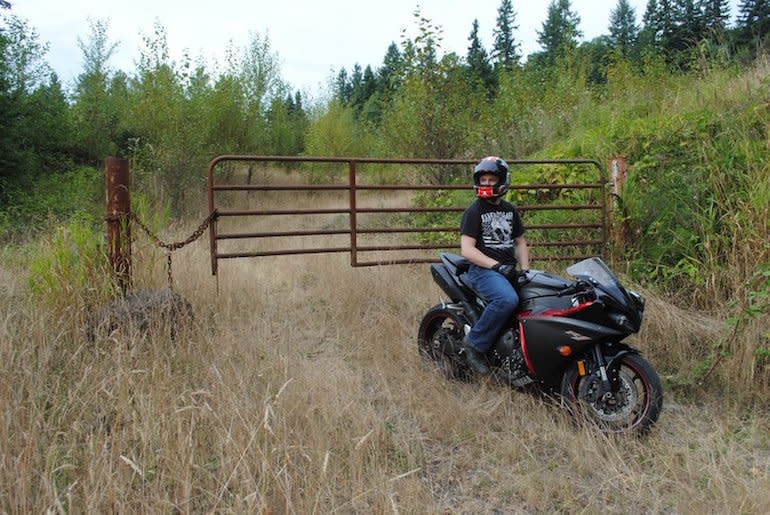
[334,0,770,116]
[0,0,769,223]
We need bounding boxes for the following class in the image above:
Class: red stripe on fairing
[517,301,595,378]
[520,300,596,319]
[519,320,536,376]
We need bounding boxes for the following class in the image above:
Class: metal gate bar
[207,156,607,275]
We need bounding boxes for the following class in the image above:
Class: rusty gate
[206,156,609,275]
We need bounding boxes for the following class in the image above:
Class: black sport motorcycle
[418,253,663,435]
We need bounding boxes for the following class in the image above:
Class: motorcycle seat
[440,252,495,302]
[440,253,471,273]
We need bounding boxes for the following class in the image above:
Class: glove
[492,263,518,280]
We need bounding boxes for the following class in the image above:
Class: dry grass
[2,185,769,513]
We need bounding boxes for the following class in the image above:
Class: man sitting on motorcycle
[460,156,530,375]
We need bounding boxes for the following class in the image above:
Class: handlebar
[556,279,592,298]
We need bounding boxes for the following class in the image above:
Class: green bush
[0,166,103,241]
[27,213,116,309]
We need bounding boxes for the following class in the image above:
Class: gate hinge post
[105,157,132,293]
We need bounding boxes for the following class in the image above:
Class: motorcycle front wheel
[560,352,663,435]
[417,305,471,380]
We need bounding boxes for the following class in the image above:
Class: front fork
[577,345,628,402]
[593,345,615,393]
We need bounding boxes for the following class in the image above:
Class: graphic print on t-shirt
[481,211,514,249]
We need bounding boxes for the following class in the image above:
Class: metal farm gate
[206,156,610,275]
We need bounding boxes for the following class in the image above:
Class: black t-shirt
[460,198,525,265]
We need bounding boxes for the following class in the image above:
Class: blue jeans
[465,265,519,352]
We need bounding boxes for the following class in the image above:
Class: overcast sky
[9,1,741,97]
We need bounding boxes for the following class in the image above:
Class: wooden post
[608,156,628,258]
[106,157,131,292]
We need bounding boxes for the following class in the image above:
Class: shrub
[27,214,116,310]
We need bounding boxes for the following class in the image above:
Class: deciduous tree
[72,18,119,165]
[0,14,70,192]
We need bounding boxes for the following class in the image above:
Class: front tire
[561,352,663,435]
[417,305,470,380]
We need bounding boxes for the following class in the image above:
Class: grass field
[2,187,769,513]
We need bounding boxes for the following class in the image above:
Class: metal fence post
[106,157,132,292]
[608,156,628,258]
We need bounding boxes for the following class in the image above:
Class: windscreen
[566,257,627,306]
[566,257,619,288]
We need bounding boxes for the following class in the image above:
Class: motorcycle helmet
[473,156,510,199]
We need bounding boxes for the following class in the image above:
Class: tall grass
[518,59,770,394]
[2,187,769,512]
[2,58,768,511]
[594,59,768,304]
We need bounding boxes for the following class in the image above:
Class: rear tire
[560,352,663,435]
[417,305,470,380]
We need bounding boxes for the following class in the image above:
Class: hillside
[1,10,769,508]
[1,182,769,511]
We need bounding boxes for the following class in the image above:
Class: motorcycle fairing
[519,314,624,387]
[567,257,645,330]
[431,263,469,302]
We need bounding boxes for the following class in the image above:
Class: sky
[8,0,741,97]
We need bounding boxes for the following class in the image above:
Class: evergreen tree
[659,0,680,51]
[336,67,352,104]
[581,35,614,84]
[609,0,639,57]
[674,0,705,48]
[492,0,520,69]
[349,63,364,109]
[537,0,582,62]
[738,0,770,44]
[267,90,307,155]
[361,65,377,106]
[700,0,731,40]
[638,0,660,51]
[292,91,303,115]
[640,0,680,55]
[291,90,309,152]
[26,73,73,169]
[377,42,403,98]
[466,19,494,94]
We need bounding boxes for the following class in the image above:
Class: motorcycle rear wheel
[417,305,471,380]
[560,352,663,435]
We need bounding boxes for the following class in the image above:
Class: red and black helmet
[473,156,510,199]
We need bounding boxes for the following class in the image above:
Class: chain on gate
[129,211,217,289]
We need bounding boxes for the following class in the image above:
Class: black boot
[462,336,490,375]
